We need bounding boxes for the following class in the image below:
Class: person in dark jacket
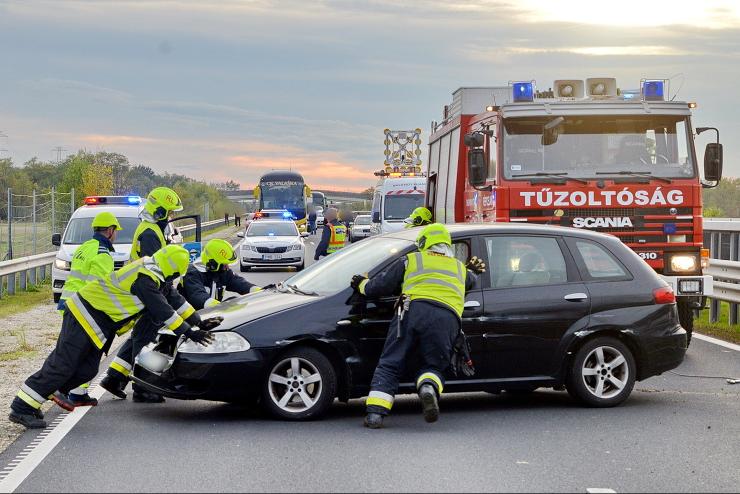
[308,208,317,235]
[180,239,261,309]
[314,208,347,260]
[350,223,485,429]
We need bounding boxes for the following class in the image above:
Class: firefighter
[179,239,261,310]
[57,211,122,406]
[100,186,183,402]
[8,245,220,429]
[350,223,485,429]
[314,207,347,260]
[403,207,433,228]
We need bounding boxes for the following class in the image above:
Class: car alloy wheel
[262,347,337,420]
[566,336,636,408]
[581,346,629,400]
[268,357,322,413]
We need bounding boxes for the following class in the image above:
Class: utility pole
[51,146,67,163]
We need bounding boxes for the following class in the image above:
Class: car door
[477,234,591,380]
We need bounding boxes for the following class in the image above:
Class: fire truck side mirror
[372,211,380,223]
[467,148,487,187]
[703,143,723,182]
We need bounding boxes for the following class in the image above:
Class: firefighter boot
[100,375,128,399]
[419,384,439,423]
[68,393,98,407]
[51,392,75,412]
[9,410,47,429]
[364,413,384,429]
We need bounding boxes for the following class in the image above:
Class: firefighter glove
[199,316,224,331]
[466,256,486,274]
[350,274,367,291]
[185,328,214,346]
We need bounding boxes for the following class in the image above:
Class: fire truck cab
[427,78,724,341]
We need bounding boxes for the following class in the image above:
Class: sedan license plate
[262,254,281,260]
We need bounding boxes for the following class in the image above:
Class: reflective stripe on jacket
[131,221,166,260]
[326,223,347,254]
[402,252,466,317]
[69,259,162,349]
[60,238,114,303]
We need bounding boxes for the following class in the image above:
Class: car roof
[71,205,142,219]
[384,223,618,242]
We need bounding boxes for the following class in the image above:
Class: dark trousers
[12,313,103,413]
[367,301,459,416]
[107,313,161,392]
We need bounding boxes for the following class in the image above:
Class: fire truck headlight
[670,254,698,273]
[667,234,686,243]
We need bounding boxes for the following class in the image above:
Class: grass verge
[695,301,740,345]
[0,283,53,319]
[182,223,237,242]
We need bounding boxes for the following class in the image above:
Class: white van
[51,196,143,303]
[370,176,427,235]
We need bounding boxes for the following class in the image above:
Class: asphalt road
[1,235,739,493]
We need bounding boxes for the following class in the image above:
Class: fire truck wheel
[677,300,694,347]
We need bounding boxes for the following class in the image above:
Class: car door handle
[463,300,481,309]
[336,320,352,326]
[564,293,588,301]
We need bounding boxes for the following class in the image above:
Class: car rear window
[571,239,630,280]
[485,236,568,288]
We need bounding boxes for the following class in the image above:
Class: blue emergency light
[512,81,534,102]
[127,196,141,205]
[282,211,293,219]
[642,80,665,101]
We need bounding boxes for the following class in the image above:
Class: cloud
[23,78,132,104]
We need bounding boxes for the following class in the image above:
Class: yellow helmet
[404,207,433,227]
[202,239,237,271]
[416,223,451,251]
[153,244,190,279]
[144,187,183,220]
[91,211,122,230]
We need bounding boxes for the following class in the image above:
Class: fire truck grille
[564,208,635,218]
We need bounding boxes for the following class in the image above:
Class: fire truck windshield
[502,115,695,180]
[384,194,425,220]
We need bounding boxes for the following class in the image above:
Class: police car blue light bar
[511,81,535,102]
[83,196,142,206]
[642,79,666,101]
[127,196,141,205]
[282,211,294,218]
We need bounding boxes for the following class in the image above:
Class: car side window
[453,240,470,264]
[485,236,568,288]
[571,239,629,280]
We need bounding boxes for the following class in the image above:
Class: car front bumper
[51,266,69,295]
[132,348,272,402]
[240,254,304,267]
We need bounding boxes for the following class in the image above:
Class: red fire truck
[426,78,724,341]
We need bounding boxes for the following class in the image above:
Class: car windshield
[284,237,413,295]
[354,216,371,225]
[384,194,425,220]
[247,222,297,237]
[503,115,695,179]
[62,216,140,245]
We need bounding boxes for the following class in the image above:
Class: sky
[0,0,739,192]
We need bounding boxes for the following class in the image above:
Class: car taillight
[653,286,676,304]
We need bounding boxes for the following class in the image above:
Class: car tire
[566,337,636,408]
[240,265,250,272]
[53,292,61,303]
[296,262,305,272]
[262,347,337,421]
[677,300,693,347]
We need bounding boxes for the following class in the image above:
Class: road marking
[0,376,106,493]
[586,489,616,493]
[694,333,740,352]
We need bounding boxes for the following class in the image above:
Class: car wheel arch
[560,328,644,383]
[270,338,352,403]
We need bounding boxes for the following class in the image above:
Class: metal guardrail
[0,217,231,298]
[704,218,740,325]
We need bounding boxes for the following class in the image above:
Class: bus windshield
[260,181,305,214]
[502,115,695,180]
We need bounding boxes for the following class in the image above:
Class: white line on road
[586,489,617,493]
[0,377,107,493]
[694,332,740,352]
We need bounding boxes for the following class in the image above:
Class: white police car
[51,196,143,303]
